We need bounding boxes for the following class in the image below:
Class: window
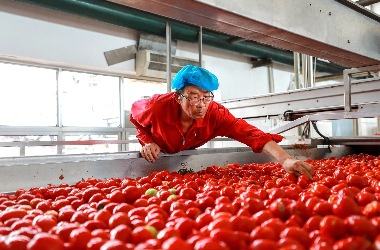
[61,71,120,127]
[25,135,57,156]
[63,135,119,154]
[0,63,57,126]
[0,135,57,157]
[0,61,170,156]
[124,79,166,111]
[128,134,142,152]
[0,147,19,158]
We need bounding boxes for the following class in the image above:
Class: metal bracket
[344,64,380,112]
[104,45,137,66]
[251,58,272,68]
[270,102,380,134]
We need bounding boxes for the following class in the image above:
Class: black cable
[283,110,293,121]
[311,121,332,153]
[301,122,310,138]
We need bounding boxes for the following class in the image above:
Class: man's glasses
[180,92,214,106]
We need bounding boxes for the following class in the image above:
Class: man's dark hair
[175,88,184,99]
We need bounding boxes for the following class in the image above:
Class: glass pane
[61,71,120,127]
[0,63,57,126]
[0,135,57,157]
[124,79,166,111]
[360,118,378,136]
[0,147,19,157]
[26,146,57,156]
[63,135,119,154]
[128,134,142,152]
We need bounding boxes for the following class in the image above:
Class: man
[130,65,314,180]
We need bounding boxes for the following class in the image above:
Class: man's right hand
[140,142,161,162]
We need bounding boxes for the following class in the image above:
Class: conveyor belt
[0,145,364,193]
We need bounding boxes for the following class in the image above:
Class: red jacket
[130,92,283,154]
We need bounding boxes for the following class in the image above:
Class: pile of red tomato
[1,153,380,250]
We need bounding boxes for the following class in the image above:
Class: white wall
[0,0,138,71]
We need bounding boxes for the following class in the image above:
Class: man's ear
[174,93,181,104]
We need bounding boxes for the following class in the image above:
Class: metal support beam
[198,26,203,67]
[302,55,315,88]
[353,119,360,136]
[119,77,126,152]
[335,0,380,22]
[107,0,380,66]
[294,52,300,89]
[251,58,272,68]
[270,105,380,134]
[377,117,380,134]
[56,69,63,154]
[268,64,274,93]
[166,22,172,92]
[221,64,380,120]
[344,69,352,112]
[315,74,343,82]
[357,0,380,6]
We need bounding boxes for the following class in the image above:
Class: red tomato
[157,228,180,242]
[344,215,377,240]
[356,192,376,206]
[162,236,192,250]
[132,226,154,245]
[313,201,333,217]
[332,197,361,218]
[320,215,346,239]
[362,201,380,218]
[229,215,255,232]
[109,191,125,203]
[303,216,322,232]
[195,213,213,230]
[280,226,310,248]
[26,233,65,250]
[346,174,368,189]
[194,237,229,250]
[86,237,107,250]
[110,224,132,242]
[249,239,278,250]
[32,215,57,232]
[83,188,103,203]
[122,186,142,204]
[251,210,273,225]
[269,199,287,219]
[99,240,128,250]
[250,226,278,241]
[210,228,240,250]
[179,188,197,200]
[207,217,232,232]
[108,212,130,230]
[375,235,380,250]
[4,235,30,250]
[277,237,306,249]
[113,204,134,214]
[69,228,92,250]
[0,209,27,222]
[174,217,194,239]
[261,218,286,237]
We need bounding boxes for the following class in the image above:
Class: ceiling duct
[136,50,202,79]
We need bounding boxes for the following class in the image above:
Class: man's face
[178,85,212,120]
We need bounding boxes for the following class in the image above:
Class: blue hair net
[172,65,219,91]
